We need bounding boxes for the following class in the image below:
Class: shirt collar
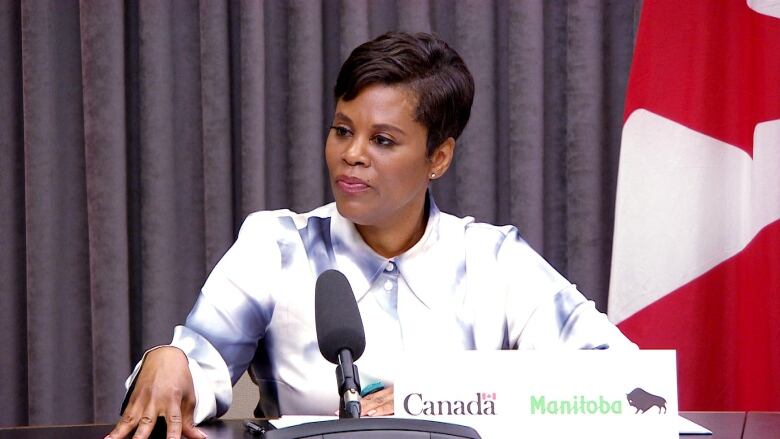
[330,207,388,303]
[395,196,465,309]
[330,193,463,309]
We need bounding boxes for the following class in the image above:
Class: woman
[108,32,634,439]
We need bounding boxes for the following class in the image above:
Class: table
[0,421,246,439]
[681,412,745,439]
[1,412,777,438]
[743,412,780,439]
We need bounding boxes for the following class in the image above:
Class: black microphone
[315,269,366,419]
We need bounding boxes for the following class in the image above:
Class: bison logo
[626,388,667,414]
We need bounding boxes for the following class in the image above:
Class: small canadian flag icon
[481,392,496,400]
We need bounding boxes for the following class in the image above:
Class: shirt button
[385,262,395,272]
[383,280,393,291]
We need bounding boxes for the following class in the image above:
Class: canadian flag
[608,0,780,411]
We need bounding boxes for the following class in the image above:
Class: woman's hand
[361,386,394,417]
[106,347,206,439]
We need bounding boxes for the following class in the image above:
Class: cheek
[382,159,429,188]
[324,138,338,169]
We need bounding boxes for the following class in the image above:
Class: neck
[355,200,430,259]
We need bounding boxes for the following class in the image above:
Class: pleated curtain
[0,0,640,427]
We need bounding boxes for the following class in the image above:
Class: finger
[164,401,184,439]
[181,411,206,439]
[182,422,207,439]
[363,398,394,416]
[372,399,394,416]
[363,388,394,416]
[106,408,143,439]
[363,387,393,404]
[179,403,206,439]
[361,387,394,416]
[361,397,382,412]
[129,411,159,439]
[361,395,385,412]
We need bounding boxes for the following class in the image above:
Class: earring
[430,173,436,179]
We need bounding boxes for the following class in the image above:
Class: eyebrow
[333,112,407,136]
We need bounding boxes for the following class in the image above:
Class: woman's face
[325,83,451,229]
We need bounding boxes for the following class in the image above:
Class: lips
[335,175,370,194]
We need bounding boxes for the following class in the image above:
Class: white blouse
[125,196,635,423]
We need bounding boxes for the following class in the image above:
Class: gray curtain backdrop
[0,0,640,427]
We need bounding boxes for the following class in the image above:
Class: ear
[428,137,455,180]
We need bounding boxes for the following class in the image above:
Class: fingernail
[367,409,377,416]
[104,436,112,439]
[198,428,208,438]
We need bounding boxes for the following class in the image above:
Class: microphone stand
[336,349,362,419]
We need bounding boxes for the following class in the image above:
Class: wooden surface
[742,412,780,439]
[1,412,777,438]
[680,412,746,439]
[0,420,245,439]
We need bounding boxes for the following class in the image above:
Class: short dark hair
[334,32,475,156]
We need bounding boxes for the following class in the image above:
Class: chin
[334,198,375,226]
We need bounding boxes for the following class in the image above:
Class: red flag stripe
[624,0,780,156]
[618,219,780,410]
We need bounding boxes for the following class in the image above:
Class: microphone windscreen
[315,269,366,364]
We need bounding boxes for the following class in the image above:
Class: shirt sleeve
[498,228,637,350]
[123,212,284,423]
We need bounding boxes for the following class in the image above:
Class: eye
[371,134,396,147]
[330,126,352,137]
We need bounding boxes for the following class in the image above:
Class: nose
[342,137,369,167]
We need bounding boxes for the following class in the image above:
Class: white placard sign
[393,350,677,439]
